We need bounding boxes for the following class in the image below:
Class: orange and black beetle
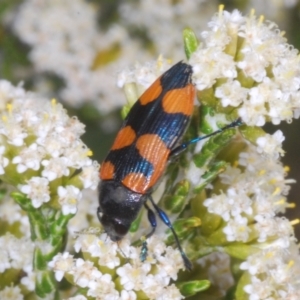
[98,61,240,270]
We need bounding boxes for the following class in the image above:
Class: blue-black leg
[140,202,157,262]
[148,196,192,271]
[169,118,242,157]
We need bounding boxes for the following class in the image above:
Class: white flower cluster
[203,143,298,298]
[241,244,300,299]
[204,144,294,244]
[67,189,99,234]
[190,9,300,126]
[119,0,211,60]
[11,0,131,113]
[0,285,24,300]
[0,80,99,214]
[0,195,30,237]
[0,233,35,291]
[49,234,184,300]
[11,0,214,114]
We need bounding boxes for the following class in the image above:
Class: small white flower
[238,86,268,126]
[91,239,120,269]
[48,252,74,281]
[204,193,232,222]
[191,48,237,90]
[256,130,285,158]
[12,143,44,173]
[19,177,50,208]
[0,285,23,300]
[156,284,184,300]
[63,141,92,169]
[238,149,266,173]
[42,157,70,181]
[143,235,167,261]
[255,216,293,248]
[20,270,35,291]
[156,246,183,280]
[237,51,267,83]
[71,258,102,288]
[57,185,82,215]
[120,290,137,300]
[223,215,250,242]
[79,162,100,189]
[36,135,63,158]
[117,263,151,291]
[219,165,242,185]
[244,276,273,300]
[215,80,248,107]
[142,274,165,299]
[0,120,28,146]
[87,273,118,299]
[75,234,121,269]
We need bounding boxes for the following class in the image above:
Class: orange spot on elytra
[100,161,115,180]
[162,84,195,115]
[111,126,136,150]
[136,134,169,164]
[136,134,170,190]
[122,172,149,194]
[139,78,163,105]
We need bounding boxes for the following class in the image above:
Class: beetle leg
[148,196,192,271]
[140,202,157,262]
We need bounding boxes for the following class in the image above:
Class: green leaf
[165,217,201,243]
[235,271,251,300]
[223,243,259,260]
[239,125,266,144]
[129,209,143,233]
[193,128,237,168]
[193,160,228,193]
[35,271,56,297]
[34,247,47,270]
[162,180,190,213]
[178,280,210,297]
[11,192,33,210]
[183,28,198,59]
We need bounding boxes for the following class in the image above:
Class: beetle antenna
[170,118,242,157]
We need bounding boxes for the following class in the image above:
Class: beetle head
[98,180,147,241]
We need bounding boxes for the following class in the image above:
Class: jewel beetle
[98,61,241,270]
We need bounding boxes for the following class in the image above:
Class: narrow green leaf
[183,28,198,59]
[235,271,251,300]
[223,243,259,260]
[178,280,210,297]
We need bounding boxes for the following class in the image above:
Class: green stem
[11,192,73,298]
